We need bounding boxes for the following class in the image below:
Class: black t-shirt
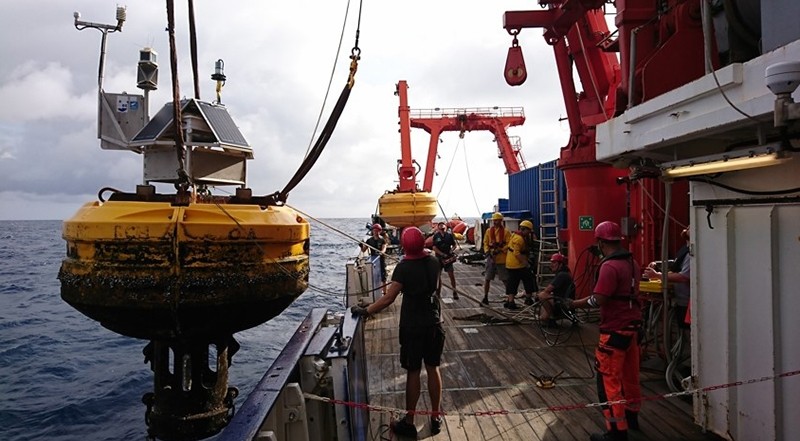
[365,236,386,256]
[551,269,575,299]
[392,255,442,328]
[432,232,455,256]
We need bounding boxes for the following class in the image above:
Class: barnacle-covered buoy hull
[378,191,437,228]
[59,201,310,340]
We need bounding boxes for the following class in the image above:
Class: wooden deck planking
[364,259,720,440]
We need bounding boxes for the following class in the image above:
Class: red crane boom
[395,81,526,193]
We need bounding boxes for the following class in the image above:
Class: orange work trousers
[595,329,641,432]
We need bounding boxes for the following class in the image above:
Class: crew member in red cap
[569,221,642,441]
[351,227,445,437]
[432,221,459,299]
[535,252,575,326]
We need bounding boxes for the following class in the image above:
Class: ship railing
[217,308,369,441]
[410,106,525,120]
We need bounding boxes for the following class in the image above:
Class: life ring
[451,221,468,235]
[466,227,475,244]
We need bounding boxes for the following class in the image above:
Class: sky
[0,0,579,221]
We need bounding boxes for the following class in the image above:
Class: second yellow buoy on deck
[377,191,437,228]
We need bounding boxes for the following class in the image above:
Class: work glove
[350,305,369,317]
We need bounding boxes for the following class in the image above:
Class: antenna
[73,5,127,90]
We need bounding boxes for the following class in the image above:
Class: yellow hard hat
[491,212,503,221]
[520,220,534,230]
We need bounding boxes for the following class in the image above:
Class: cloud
[0,62,95,123]
[0,0,573,220]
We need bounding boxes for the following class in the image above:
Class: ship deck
[363,259,721,441]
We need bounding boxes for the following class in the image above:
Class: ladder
[536,161,561,286]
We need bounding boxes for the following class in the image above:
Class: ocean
[0,218,370,441]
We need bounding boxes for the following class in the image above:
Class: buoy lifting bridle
[272,0,364,206]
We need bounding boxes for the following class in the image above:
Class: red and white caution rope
[303,369,800,417]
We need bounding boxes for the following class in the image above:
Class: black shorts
[439,255,456,273]
[505,267,538,295]
[399,325,446,371]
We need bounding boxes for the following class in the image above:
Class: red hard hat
[401,227,427,260]
[594,221,622,241]
[372,223,382,231]
[550,253,567,264]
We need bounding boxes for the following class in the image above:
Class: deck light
[661,146,792,178]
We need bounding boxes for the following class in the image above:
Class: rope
[303,369,800,419]
[187,0,200,99]
[303,0,354,158]
[278,82,354,202]
[461,138,482,216]
[640,183,688,229]
[569,244,601,307]
[287,204,399,264]
[165,0,189,186]
[276,1,363,203]
[435,137,462,198]
[700,0,763,127]
[688,176,800,196]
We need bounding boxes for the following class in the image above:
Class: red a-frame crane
[395,80,526,193]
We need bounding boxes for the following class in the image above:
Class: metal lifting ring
[97,186,123,202]
[412,159,421,176]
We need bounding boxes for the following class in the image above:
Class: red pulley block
[504,42,527,86]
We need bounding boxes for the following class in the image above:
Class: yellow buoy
[59,200,309,340]
[377,191,437,228]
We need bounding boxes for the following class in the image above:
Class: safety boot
[625,410,640,430]
[390,416,417,438]
[589,429,628,441]
[430,416,442,435]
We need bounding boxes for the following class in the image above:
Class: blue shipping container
[497,198,509,212]
[507,159,567,232]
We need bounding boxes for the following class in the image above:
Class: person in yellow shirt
[482,213,511,306]
[503,220,538,310]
